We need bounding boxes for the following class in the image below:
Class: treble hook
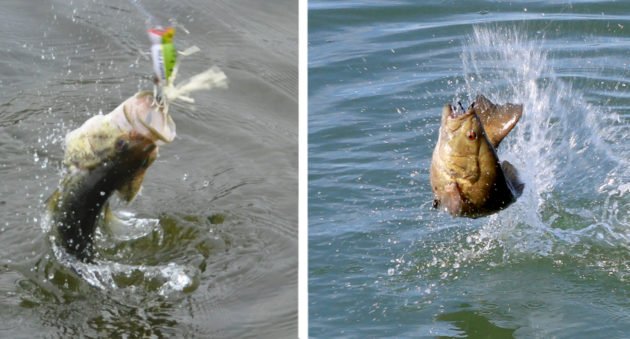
[457,101,465,112]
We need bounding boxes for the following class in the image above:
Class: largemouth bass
[46,61,227,262]
[430,95,524,218]
[47,91,173,262]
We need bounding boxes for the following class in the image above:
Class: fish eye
[467,130,477,140]
[115,139,128,152]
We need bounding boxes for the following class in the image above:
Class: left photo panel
[0,0,297,337]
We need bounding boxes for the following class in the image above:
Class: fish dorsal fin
[474,95,523,148]
[501,160,524,198]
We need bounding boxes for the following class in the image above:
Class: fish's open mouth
[449,101,475,118]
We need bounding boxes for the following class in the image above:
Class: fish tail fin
[474,94,523,148]
[502,160,524,197]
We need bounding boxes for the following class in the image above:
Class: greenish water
[0,0,297,337]
[309,1,629,337]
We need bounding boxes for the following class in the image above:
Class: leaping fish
[47,74,225,261]
[430,94,525,218]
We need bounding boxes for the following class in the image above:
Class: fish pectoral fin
[442,182,467,214]
[501,160,524,197]
[116,171,147,202]
[432,198,439,209]
[474,94,523,148]
[102,202,114,223]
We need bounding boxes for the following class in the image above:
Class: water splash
[99,209,160,241]
[51,241,199,295]
[452,25,630,273]
[40,207,200,296]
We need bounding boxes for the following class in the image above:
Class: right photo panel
[309,1,629,337]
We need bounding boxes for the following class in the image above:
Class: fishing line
[128,0,161,28]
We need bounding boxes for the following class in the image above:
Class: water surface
[309,1,629,337]
[0,0,297,337]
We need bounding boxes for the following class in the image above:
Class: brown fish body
[430,95,524,218]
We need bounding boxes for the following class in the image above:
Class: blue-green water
[309,1,629,337]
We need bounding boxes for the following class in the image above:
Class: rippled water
[309,1,629,337]
[0,0,297,337]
